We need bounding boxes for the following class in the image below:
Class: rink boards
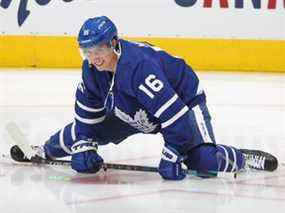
[0,36,285,72]
[0,0,285,71]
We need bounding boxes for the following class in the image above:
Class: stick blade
[5,122,35,159]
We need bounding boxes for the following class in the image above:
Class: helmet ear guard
[110,35,120,51]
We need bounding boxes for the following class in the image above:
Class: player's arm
[71,61,105,173]
[133,61,192,180]
[74,61,106,139]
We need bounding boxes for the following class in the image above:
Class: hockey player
[13,16,278,180]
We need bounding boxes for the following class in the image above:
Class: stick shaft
[31,157,159,172]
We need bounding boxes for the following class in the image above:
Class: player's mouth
[94,60,105,68]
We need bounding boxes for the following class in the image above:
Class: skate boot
[10,145,49,163]
[240,149,278,171]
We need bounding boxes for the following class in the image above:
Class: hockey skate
[240,149,278,171]
[10,145,49,163]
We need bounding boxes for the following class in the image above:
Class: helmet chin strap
[112,39,121,59]
[109,40,121,73]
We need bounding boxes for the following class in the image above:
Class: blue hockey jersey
[74,39,206,149]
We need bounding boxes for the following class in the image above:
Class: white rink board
[0,0,284,39]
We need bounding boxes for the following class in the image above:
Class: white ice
[0,69,284,213]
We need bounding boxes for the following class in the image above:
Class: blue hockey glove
[71,140,104,173]
[158,145,187,180]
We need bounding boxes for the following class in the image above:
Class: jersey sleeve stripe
[76,100,105,112]
[75,113,105,125]
[59,127,72,155]
[154,94,178,118]
[161,106,189,129]
[196,82,204,95]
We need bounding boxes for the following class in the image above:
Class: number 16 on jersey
[138,74,164,99]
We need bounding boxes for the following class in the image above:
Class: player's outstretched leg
[182,101,278,176]
[184,144,278,177]
[43,116,139,159]
[10,122,78,162]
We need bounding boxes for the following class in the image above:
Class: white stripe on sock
[218,145,229,172]
[59,127,72,154]
[230,147,237,172]
[71,122,76,141]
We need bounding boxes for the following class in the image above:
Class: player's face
[80,44,117,72]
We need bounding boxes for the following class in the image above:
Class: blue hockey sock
[216,145,245,172]
[44,122,76,158]
[184,144,245,175]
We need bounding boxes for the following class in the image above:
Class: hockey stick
[5,122,217,177]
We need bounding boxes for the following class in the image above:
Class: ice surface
[0,69,284,213]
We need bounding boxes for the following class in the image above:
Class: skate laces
[244,154,265,170]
